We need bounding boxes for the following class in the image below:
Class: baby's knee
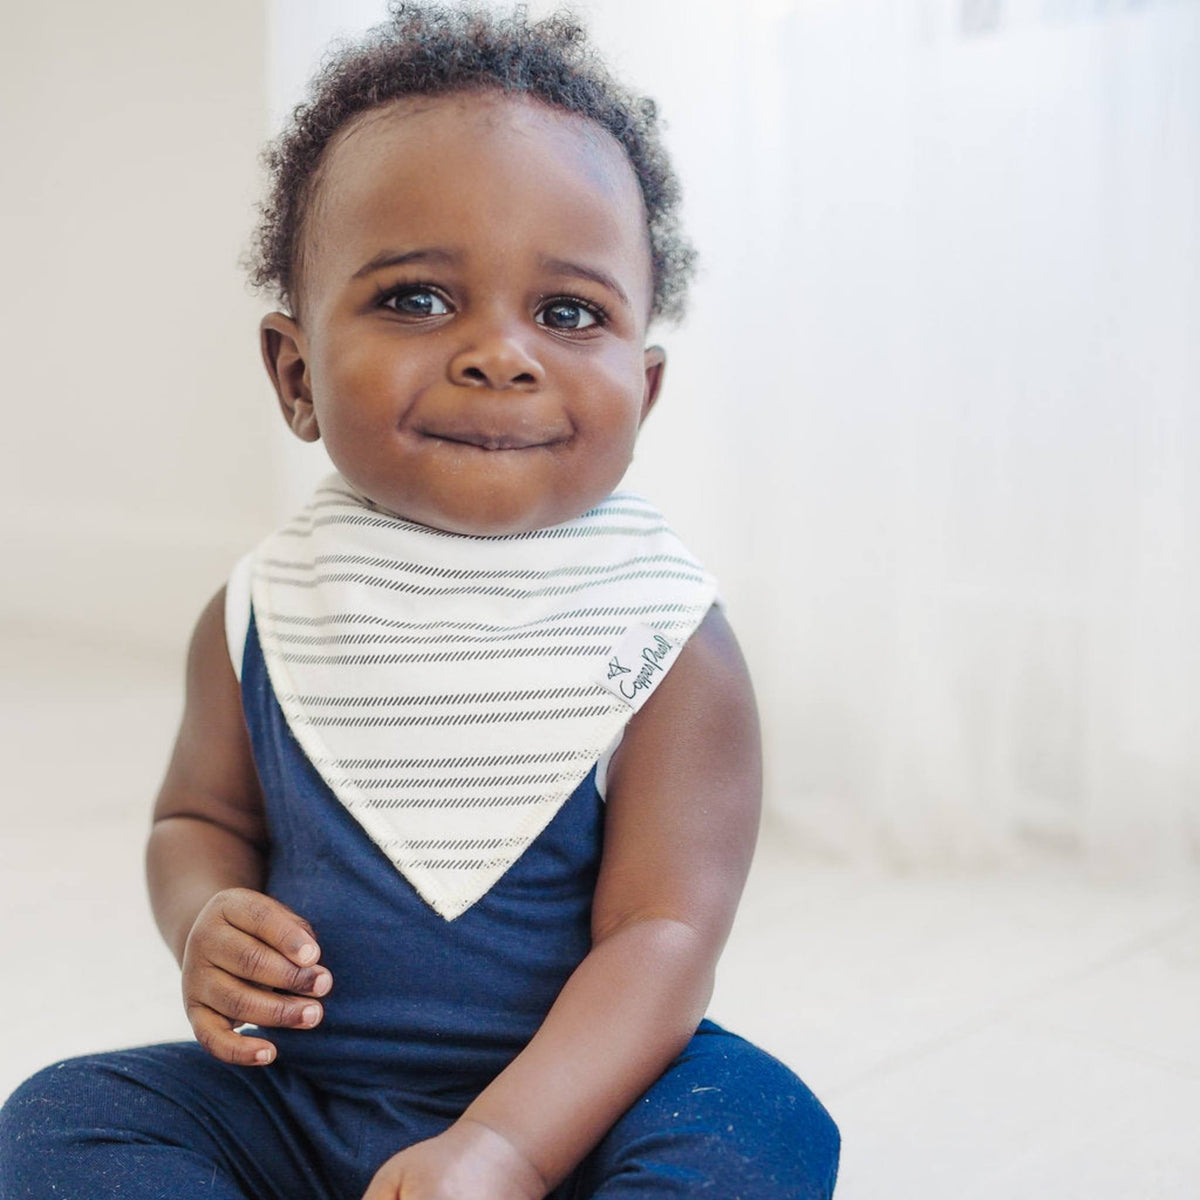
[713,1044,841,1197]
[0,1055,106,1180]
[592,1030,841,1198]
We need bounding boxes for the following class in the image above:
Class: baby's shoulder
[625,604,756,747]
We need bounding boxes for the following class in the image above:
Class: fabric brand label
[595,624,680,712]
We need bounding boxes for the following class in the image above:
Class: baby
[0,6,839,1198]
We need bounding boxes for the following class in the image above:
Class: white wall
[1,0,276,655]
[557,0,1200,880]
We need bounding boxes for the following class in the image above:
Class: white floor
[2,627,1198,1198]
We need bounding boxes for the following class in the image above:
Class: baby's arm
[364,603,760,1198]
[146,588,332,1065]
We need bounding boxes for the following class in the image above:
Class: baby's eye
[536,301,599,331]
[381,287,449,317]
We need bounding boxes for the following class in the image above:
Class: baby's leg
[561,1020,840,1200]
[0,1042,342,1200]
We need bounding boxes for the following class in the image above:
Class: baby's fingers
[216,888,321,967]
[193,964,325,1033]
[186,1002,279,1067]
[206,924,332,997]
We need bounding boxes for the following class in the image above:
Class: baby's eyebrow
[351,247,458,280]
[538,256,629,308]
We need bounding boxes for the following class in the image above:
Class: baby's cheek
[580,407,640,475]
[551,440,635,522]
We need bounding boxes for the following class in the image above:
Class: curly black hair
[246,2,696,325]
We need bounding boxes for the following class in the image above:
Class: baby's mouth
[420,428,562,451]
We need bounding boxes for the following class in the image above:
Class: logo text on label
[595,625,680,712]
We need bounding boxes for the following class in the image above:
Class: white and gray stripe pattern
[251,474,719,920]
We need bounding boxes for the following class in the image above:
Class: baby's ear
[260,313,320,442]
[640,345,667,424]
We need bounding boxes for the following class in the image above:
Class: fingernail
[255,1048,273,1064]
[313,971,332,996]
[296,943,319,964]
[301,1004,321,1026]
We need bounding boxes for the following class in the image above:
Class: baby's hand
[361,1119,546,1200]
[181,887,332,1067]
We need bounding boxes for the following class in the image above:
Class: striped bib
[249,474,719,920]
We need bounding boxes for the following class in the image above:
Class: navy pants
[0,1020,839,1198]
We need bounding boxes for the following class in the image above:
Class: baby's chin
[335,453,626,537]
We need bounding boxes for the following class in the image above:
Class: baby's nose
[447,325,544,391]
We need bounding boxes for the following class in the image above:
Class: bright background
[5,0,1198,880]
[3,2,1199,1196]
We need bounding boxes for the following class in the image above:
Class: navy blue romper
[0,613,840,1199]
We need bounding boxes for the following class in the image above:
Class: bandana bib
[250,474,719,920]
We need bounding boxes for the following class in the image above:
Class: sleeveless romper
[0,612,840,1200]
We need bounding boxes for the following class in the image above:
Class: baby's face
[261,92,663,535]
